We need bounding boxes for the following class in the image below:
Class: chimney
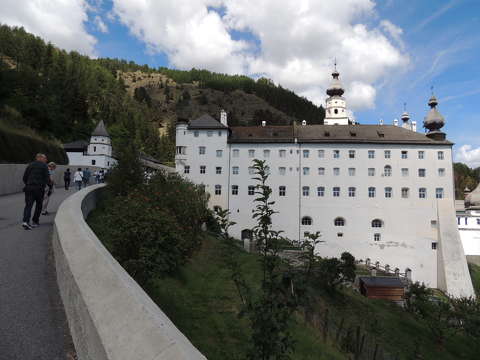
[379,118,384,126]
[412,120,417,132]
[393,118,399,126]
[261,120,266,127]
[301,120,307,126]
[220,109,228,126]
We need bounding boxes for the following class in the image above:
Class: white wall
[66,152,116,169]
[458,212,480,256]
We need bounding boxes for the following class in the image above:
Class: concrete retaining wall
[0,164,101,196]
[52,184,206,360]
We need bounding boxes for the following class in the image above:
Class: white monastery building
[175,69,475,298]
[64,120,117,169]
[457,186,480,261]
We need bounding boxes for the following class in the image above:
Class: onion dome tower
[324,62,350,125]
[423,93,446,140]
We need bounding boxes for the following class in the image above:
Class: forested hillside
[454,162,480,199]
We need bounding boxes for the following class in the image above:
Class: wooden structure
[358,276,405,301]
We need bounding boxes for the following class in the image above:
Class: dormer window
[324,131,330,137]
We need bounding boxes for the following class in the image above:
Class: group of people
[21,153,107,230]
[63,168,105,190]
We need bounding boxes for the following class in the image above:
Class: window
[184,165,190,174]
[372,219,383,228]
[207,131,213,137]
[333,150,340,159]
[302,216,312,226]
[384,150,391,159]
[401,187,409,198]
[333,167,340,176]
[303,167,310,175]
[374,233,381,242]
[317,186,325,197]
[431,220,437,227]
[368,187,376,198]
[91,159,96,165]
[248,149,255,158]
[401,151,408,159]
[337,233,344,237]
[438,151,444,160]
[248,185,255,196]
[218,131,222,137]
[194,131,199,137]
[232,166,239,175]
[368,150,375,159]
[334,217,345,226]
[248,167,255,175]
[419,188,427,199]
[279,149,286,158]
[304,232,310,238]
[279,167,286,175]
[384,187,392,198]
[303,186,310,196]
[477,219,480,225]
[303,150,310,158]
[279,186,286,196]
[348,168,356,176]
[333,187,340,197]
[418,168,426,177]
[318,167,325,175]
[348,187,356,197]
[436,188,444,199]
[418,151,425,159]
[401,168,409,177]
[368,168,375,176]
[384,165,392,177]
[349,150,355,159]
[215,185,222,195]
[432,242,438,250]
[318,150,325,158]
[200,165,206,174]
[233,149,239,157]
[216,167,222,174]
[438,168,445,177]
[93,146,97,152]
[264,149,270,158]
[232,185,238,195]
[216,150,223,158]
[199,146,206,155]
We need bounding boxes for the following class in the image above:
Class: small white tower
[87,120,112,157]
[401,103,411,130]
[324,62,350,125]
[220,109,228,126]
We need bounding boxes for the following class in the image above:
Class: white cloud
[455,145,480,168]
[112,0,408,110]
[94,15,108,33]
[0,0,97,56]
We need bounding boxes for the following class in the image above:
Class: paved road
[0,188,76,360]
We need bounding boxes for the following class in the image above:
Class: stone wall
[0,164,100,196]
[52,184,206,360]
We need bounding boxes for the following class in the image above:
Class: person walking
[74,168,83,190]
[82,168,91,188]
[22,153,49,230]
[41,162,56,216]
[64,168,71,190]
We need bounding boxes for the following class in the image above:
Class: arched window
[334,217,345,226]
[371,219,383,228]
[384,165,392,177]
[301,216,312,226]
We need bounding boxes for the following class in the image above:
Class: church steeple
[401,102,411,129]
[423,89,446,140]
[324,62,350,125]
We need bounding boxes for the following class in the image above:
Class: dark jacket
[23,161,49,190]
[64,170,71,181]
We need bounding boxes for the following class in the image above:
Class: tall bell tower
[324,62,350,125]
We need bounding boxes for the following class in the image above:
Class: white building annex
[457,186,480,262]
[64,120,117,169]
[175,69,475,298]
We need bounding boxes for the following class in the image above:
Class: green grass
[88,205,479,360]
[468,262,480,297]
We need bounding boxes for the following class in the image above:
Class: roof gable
[92,120,110,137]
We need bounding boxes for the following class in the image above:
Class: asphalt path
[0,187,76,360]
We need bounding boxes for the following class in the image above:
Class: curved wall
[52,184,206,360]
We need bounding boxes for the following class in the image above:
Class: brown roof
[359,276,405,288]
[188,114,227,130]
[228,124,453,145]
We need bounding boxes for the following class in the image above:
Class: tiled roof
[359,276,405,288]
[228,124,452,145]
[63,140,88,151]
[188,114,227,129]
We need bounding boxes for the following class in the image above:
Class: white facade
[457,207,480,256]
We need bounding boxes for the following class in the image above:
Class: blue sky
[2,0,479,165]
